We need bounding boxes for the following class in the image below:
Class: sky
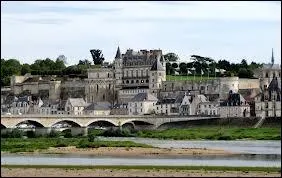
[1,1,281,66]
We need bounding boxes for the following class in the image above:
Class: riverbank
[2,146,233,157]
[136,127,281,140]
[1,165,280,177]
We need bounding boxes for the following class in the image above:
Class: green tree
[164,53,179,62]
[238,68,254,78]
[21,63,31,75]
[90,49,105,65]
[179,62,187,75]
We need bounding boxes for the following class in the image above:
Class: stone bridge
[0,115,218,129]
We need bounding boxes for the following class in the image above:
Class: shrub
[48,130,59,138]
[26,130,36,138]
[62,129,72,138]
[88,134,97,142]
[10,129,24,138]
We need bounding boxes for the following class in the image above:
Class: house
[255,77,281,117]
[110,104,128,115]
[65,98,87,115]
[155,98,177,115]
[194,95,219,116]
[128,92,158,115]
[84,102,112,116]
[8,96,32,115]
[218,90,250,118]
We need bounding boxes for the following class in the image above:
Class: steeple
[271,48,274,66]
[115,46,122,59]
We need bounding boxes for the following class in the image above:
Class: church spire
[271,48,274,66]
[115,46,122,59]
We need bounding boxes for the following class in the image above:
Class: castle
[2,47,281,117]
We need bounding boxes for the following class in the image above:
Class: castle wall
[238,79,260,89]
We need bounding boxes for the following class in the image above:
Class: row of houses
[1,90,251,118]
[2,76,280,118]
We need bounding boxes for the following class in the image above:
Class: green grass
[2,165,280,172]
[1,138,152,153]
[137,127,281,140]
[166,75,216,81]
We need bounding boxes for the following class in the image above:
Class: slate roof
[268,77,281,92]
[151,54,165,71]
[131,92,158,102]
[115,46,122,59]
[196,95,207,102]
[68,98,87,107]
[84,102,111,111]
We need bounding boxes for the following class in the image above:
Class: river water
[1,138,281,167]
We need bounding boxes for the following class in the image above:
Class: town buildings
[1,47,280,118]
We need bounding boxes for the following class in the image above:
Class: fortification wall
[239,79,260,89]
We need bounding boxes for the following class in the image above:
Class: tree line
[1,50,262,87]
[164,53,262,78]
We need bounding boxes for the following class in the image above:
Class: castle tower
[149,54,166,96]
[114,46,123,87]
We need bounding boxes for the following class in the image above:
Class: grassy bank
[2,165,280,172]
[166,75,216,81]
[1,138,152,153]
[136,127,281,140]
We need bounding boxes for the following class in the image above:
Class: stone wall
[239,79,260,89]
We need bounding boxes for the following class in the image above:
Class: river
[1,138,281,167]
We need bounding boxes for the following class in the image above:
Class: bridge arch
[87,120,117,127]
[50,120,82,128]
[15,120,45,128]
[1,124,7,129]
[120,119,154,126]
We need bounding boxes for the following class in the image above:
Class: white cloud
[1,1,281,65]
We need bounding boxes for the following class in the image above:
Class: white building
[65,98,87,115]
[84,102,111,116]
[218,91,250,118]
[128,92,158,115]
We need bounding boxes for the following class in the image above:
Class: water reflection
[99,137,281,155]
[1,154,281,167]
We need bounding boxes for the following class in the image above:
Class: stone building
[128,92,158,115]
[218,91,250,118]
[64,98,87,115]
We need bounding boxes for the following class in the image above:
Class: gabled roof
[268,77,281,92]
[84,102,111,111]
[151,54,165,71]
[196,94,207,102]
[68,98,87,107]
[131,92,158,102]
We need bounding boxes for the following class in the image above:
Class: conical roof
[151,54,165,71]
[115,46,122,59]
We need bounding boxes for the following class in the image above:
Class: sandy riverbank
[10,146,236,157]
[1,167,280,177]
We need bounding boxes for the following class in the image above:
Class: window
[209,105,211,108]
[152,73,154,76]
[140,103,142,106]
[152,79,154,82]
[97,84,99,93]
[266,72,268,78]
[136,70,138,77]
[135,103,137,107]
[126,71,128,76]
[108,73,110,78]
[131,80,134,83]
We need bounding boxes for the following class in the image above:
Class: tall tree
[21,63,31,75]
[90,49,105,65]
[164,53,179,62]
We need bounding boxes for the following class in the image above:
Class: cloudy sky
[1,1,281,66]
